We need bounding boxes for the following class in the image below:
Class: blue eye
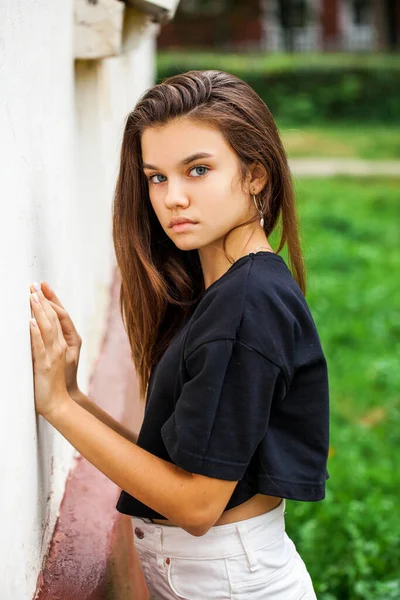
[190,165,209,177]
[148,173,167,184]
[147,165,209,185]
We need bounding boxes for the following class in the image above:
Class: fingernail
[33,281,41,292]
[31,318,38,327]
[32,293,40,304]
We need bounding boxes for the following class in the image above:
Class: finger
[31,282,67,345]
[35,290,58,327]
[40,281,66,310]
[36,291,66,347]
[30,283,80,347]
[47,300,81,345]
[30,292,54,346]
[30,318,46,360]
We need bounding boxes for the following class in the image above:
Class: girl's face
[141,118,256,253]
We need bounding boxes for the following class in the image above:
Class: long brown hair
[112,70,305,402]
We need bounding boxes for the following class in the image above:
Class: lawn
[278,124,400,160]
[269,177,400,599]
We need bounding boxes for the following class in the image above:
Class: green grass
[278,124,400,160]
[269,177,400,599]
[158,51,400,74]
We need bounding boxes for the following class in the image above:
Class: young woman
[29,70,329,599]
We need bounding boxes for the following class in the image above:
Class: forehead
[141,119,232,166]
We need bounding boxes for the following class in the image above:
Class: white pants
[131,499,317,599]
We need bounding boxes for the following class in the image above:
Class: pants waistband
[131,499,286,560]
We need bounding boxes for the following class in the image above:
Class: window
[352,0,371,26]
[277,0,309,29]
[291,0,308,28]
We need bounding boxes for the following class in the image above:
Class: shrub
[157,53,400,125]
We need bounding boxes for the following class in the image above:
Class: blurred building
[158,0,400,52]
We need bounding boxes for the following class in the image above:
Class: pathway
[288,158,400,177]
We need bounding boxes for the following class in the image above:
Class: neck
[199,235,274,291]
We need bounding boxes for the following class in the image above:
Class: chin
[173,240,200,252]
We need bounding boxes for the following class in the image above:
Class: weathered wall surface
[0,1,163,597]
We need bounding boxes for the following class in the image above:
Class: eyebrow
[142,152,215,171]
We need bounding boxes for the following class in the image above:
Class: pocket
[167,556,231,599]
[226,547,307,599]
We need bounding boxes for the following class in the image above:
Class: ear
[247,161,268,195]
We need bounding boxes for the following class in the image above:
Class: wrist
[68,385,82,402]
[41,390,73,423]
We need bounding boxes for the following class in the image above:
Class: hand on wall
[29,282,83,414]
[29,285,70,418]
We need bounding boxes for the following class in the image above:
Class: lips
[169,218,196,228]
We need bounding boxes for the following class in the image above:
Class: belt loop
[157,554,164,568]
[235,521,258,572]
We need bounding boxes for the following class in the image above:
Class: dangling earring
[253,194,264,228]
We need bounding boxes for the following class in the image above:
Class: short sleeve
[160,338,286,480]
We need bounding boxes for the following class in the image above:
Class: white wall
[0,1,158,598]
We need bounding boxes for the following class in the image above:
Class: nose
[163,180,189,210]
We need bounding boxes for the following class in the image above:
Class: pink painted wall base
[35,268,149,600]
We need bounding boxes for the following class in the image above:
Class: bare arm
[45,393,224,535]
[69,388,139,446]
[34,283,236,534]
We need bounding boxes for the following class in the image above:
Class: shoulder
[243,253,309,329]
[244,253,320,335]
[184,254,322,376]
[240,254,325,382]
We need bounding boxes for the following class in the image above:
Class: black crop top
[116,251,330,519]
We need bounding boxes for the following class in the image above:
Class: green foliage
[157,53,400,125]
[158,51,400,73]
[270,177,400,599]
